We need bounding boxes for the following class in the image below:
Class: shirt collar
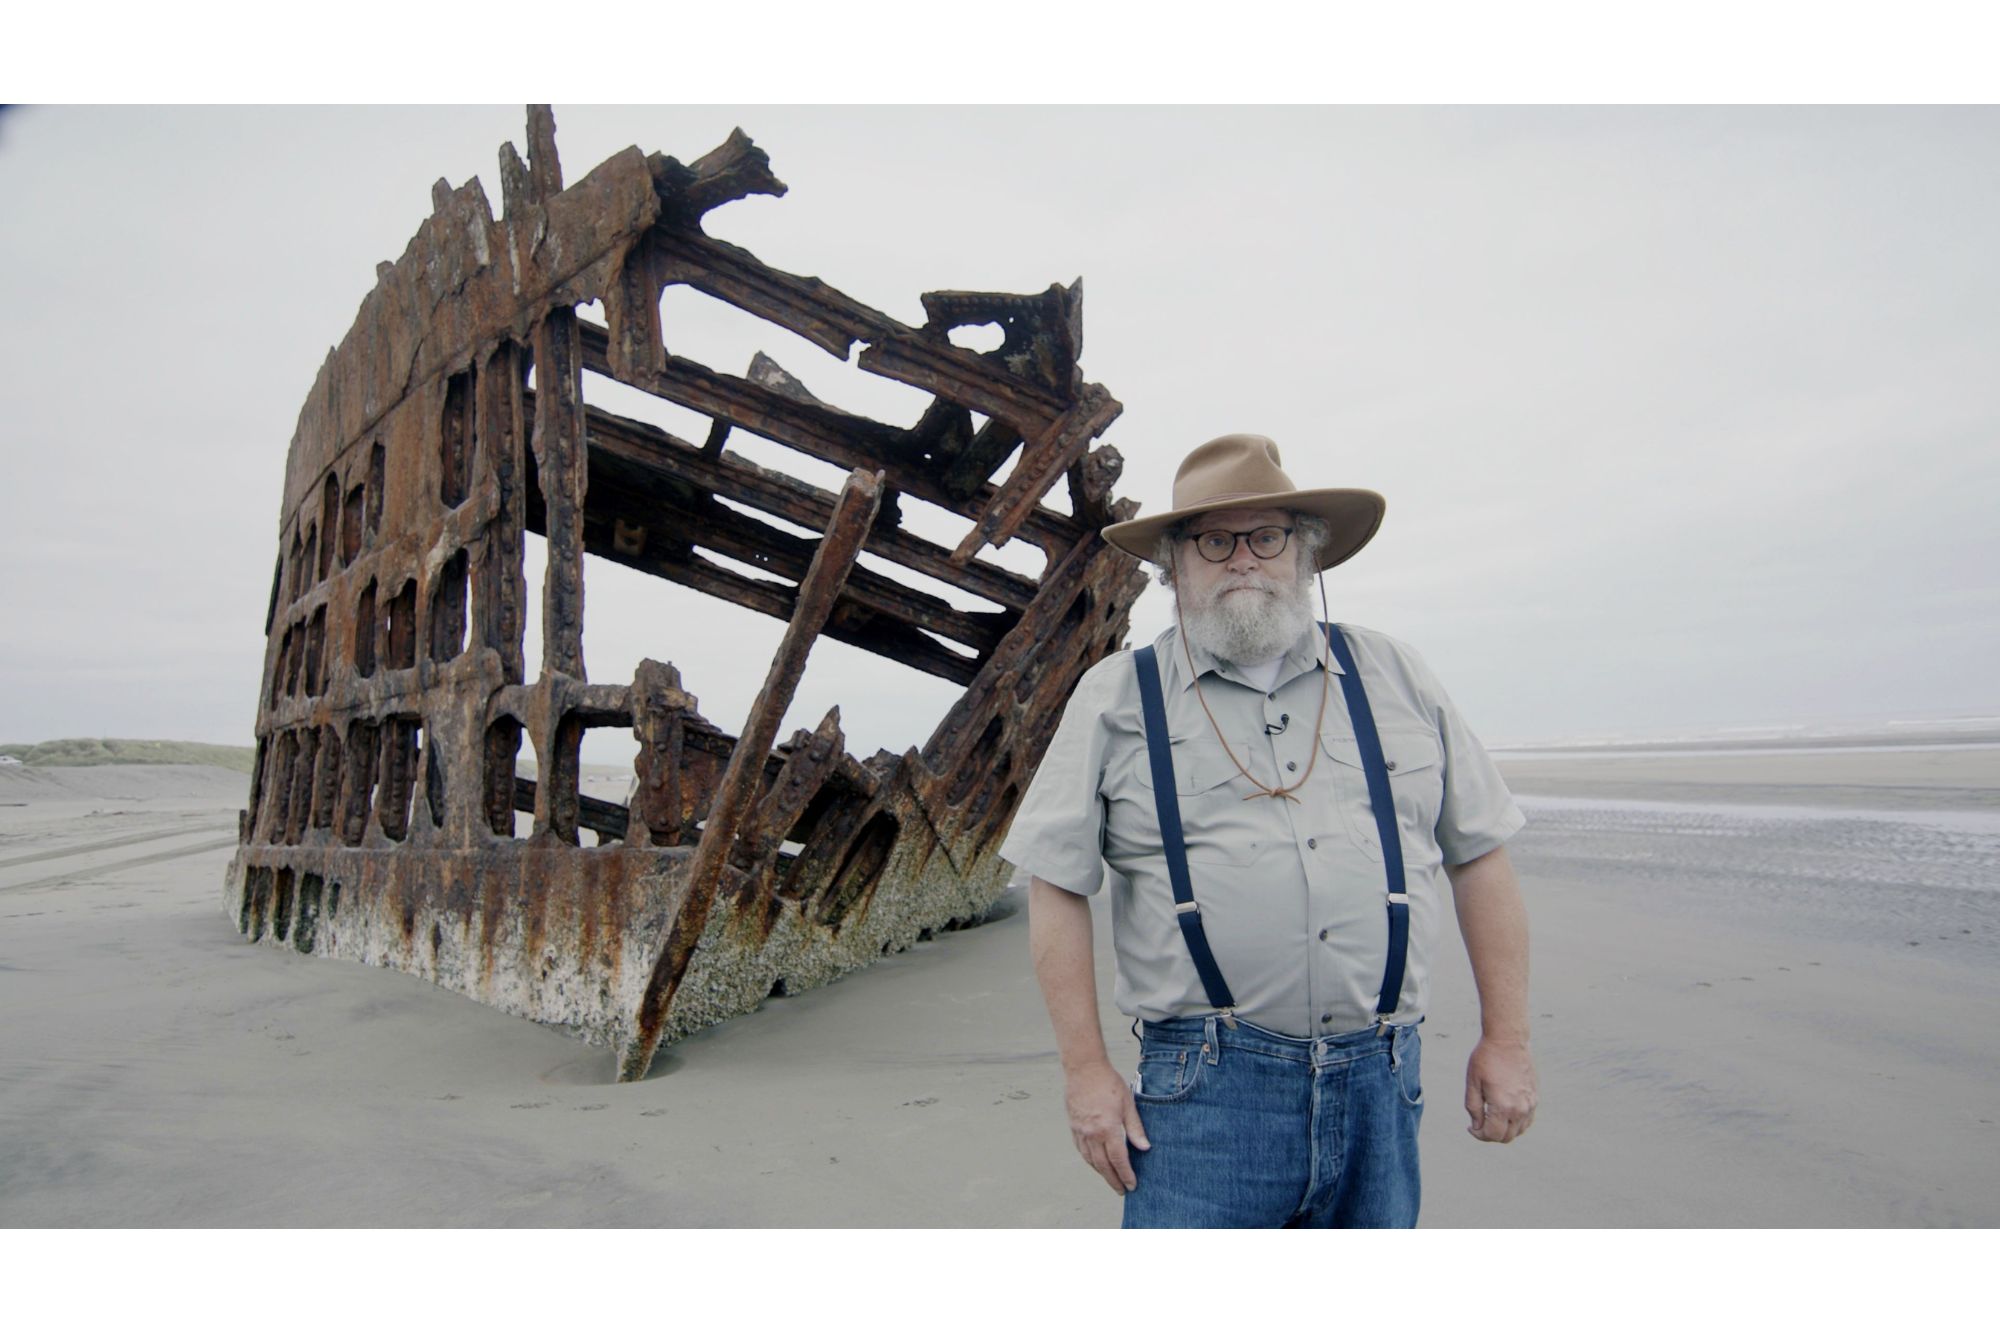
[1158,620,1342,695]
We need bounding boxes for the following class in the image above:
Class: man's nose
[1225,536,1264,569]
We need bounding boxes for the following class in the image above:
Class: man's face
[1173,507,1302,610]
[1170,506,1316,665]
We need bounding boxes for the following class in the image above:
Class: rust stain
[225,107,1147,1078]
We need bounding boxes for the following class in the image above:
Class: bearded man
[998,433,1536,1228]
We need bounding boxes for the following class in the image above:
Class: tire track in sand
[2,838,242,893]
[0,821,236,871]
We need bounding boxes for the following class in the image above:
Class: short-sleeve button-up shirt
[998,620,1524,1037]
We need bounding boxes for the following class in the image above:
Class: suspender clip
[1386,892,1409,905]
[1218,1007,1239,1030]
[1174,901,1200,916]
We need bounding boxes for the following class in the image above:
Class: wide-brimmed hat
[1101,433,1385,571]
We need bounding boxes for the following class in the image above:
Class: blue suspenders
[1133,642,1239,1015]
[1322,623,1412,1019]
[1132,623,1409,1027]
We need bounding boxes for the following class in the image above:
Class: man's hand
[1031,878,1151,1194]
[1464,1037,1537,1143]
[1065,1059,1150,1194]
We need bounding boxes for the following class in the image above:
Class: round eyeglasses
[1188,525,1292,563]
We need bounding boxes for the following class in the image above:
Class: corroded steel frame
[225,108,1144,1080]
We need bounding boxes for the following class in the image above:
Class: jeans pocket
[1132,1046,1204,1104]
[1394,1030,1424,1108]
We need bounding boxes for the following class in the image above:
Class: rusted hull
[228,108,1145,1077]
[222,753,1015,1046]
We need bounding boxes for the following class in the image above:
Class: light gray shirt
[999,620,1524,1037]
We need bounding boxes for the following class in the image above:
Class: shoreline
[1496,742,2000,813]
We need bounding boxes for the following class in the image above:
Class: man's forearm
[1447,845,1530,1043]
[1030,874,1150,1192]
[1028,876,1112,1072]
[1447,844,1537,1142]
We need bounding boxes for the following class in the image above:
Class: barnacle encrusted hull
[225,108,1144,1079]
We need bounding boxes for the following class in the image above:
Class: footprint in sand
[904,1097,939,1107]
[510,1101,549,1110]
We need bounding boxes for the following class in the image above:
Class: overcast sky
[2,104,1995,763]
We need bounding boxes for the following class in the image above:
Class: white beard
[1179,570,1316,665]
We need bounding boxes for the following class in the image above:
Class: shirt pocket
[1319,726,1444,860]
[1131,737,1261,867]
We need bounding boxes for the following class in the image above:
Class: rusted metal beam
[948,382,1124,562]
[581,442,1010,655]
[473,341,530,684]
[628,658,694,849]
[512,775,629,842]
[532,308,589,681]
[575,322,1087,553]
[574,398,1041,611]
[619,467,884,1081]
[577,325,967,518]
[1067,442,1126,531]
[648,129,788,230]
[650,230,1072,428]
[564,507,982,686]
[730,707,847,939]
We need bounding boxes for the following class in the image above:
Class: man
[999,433,1536,1228]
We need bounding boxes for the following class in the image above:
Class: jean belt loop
[1202,1014,1219,1065]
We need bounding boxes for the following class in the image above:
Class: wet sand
[1495,742,2000,810]
[2,745,1996,1226]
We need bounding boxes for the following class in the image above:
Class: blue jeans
[1121,1015,1424,1228]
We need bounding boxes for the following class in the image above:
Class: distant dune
[0,762,250,803]
[0,738,256,773]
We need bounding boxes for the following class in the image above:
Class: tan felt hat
[1101,433,1386,571]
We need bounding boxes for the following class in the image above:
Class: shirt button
[1267,692,1277,701]
[1320,1012,1333,1025]
[1280,713,1290,725]
[1286,761,1298,772]
[1318,928,1329,941]
[1386,759,1398,771]
[1307,837,1318,849]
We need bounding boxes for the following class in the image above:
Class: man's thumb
[1124,1100,1151,1151]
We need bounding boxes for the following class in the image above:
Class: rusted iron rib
[572,396,1040,611]
[617,467,884,1081]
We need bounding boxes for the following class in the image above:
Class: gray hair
[1150,511,1330,588]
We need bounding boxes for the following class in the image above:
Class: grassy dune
[0,738,257,773]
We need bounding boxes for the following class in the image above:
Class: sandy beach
[3,741,1996,1227]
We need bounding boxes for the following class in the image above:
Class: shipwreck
[225,108,1145,1079]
